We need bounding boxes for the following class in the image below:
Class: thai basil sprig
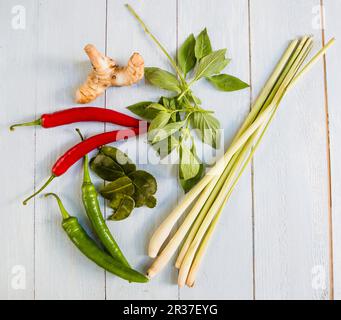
[126,4,249,193]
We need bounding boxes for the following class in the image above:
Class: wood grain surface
[0,0,338,300]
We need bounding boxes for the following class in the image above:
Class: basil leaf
[159,96,171,108]
[179,142,205,192]
[145,67,181,93]
[180,162,205,193]
[170,111,178,122]
[153,134,179,159]
[189,93,202,105]
[127,101,157,120]
[207,74,249,91]
[194,49,230,80]
[191,112,221,149]
[151,120,186,144]
[108,195,135,221]
[178,33,196,76]
[179,144,201,180]
[148,111,171,132]
[195,28,212,60]
[148,103,168,112]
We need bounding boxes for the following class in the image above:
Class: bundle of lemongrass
[146,36,335,287]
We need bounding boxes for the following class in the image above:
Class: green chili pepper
[46,193,148,283]
[77,129,130,267]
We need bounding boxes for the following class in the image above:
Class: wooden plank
[324,0,341,300]
[250,0,330,299]
[34,0,107,300]
[0,0,37,300]
[178,0,253,299]
[105,0,179,300]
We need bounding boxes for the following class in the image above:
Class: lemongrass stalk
[175,133,257,268]
[178,37,313,286]
[148,132,255,278]
[249,37,311,124]
[186,105,279,287]
[186,38,333,287]
[276,41,314,103]
[175,38,310,267]
[186,127,265,286]
[186,203,220,287]
[290,38,335,88]
[177,134,257,287]
[146,174,220,278]
[231,39,299,145]
[175,37,308,268]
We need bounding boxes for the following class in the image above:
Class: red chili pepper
[10,107,141,130]
[23,125,147,205]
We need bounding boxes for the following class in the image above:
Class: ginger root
[76,44,144,104]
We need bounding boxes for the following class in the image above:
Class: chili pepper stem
[23,175,55,205]
[10,119,42,131]
[45,193,70,220]
[75,128,92,184]
[75,128,84,141]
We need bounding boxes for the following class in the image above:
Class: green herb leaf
[108,193,126,210]
[100,176,135,200]
[108,195,135,221]
[148,103,168,112]
[127,101,156,120]
[100,146,136,175]
[179,143,201,180]
[91,144,158,218]
[191,112,221,149]
[153,134,179,159]
[129,170,158,208]
[180,162,205,193]
[145,195,157,208]
[195,28,212,60]
[178,33,196,76]
[207,74,249,91]
[90,154,125,181]
[194,49,230,80]
[159,96,171,108]
[189,93,202,105]
[145,67,181,93]
[179,143,204,192]
[151,120,186,144]
[148,111,172,143]
[148,111,171,132]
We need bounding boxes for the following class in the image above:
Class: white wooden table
[0,0,340,300]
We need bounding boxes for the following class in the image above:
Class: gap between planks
[320,0,334,301]
[247,0,257,301]
[104,0,109,301]
[33,1,41,301]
